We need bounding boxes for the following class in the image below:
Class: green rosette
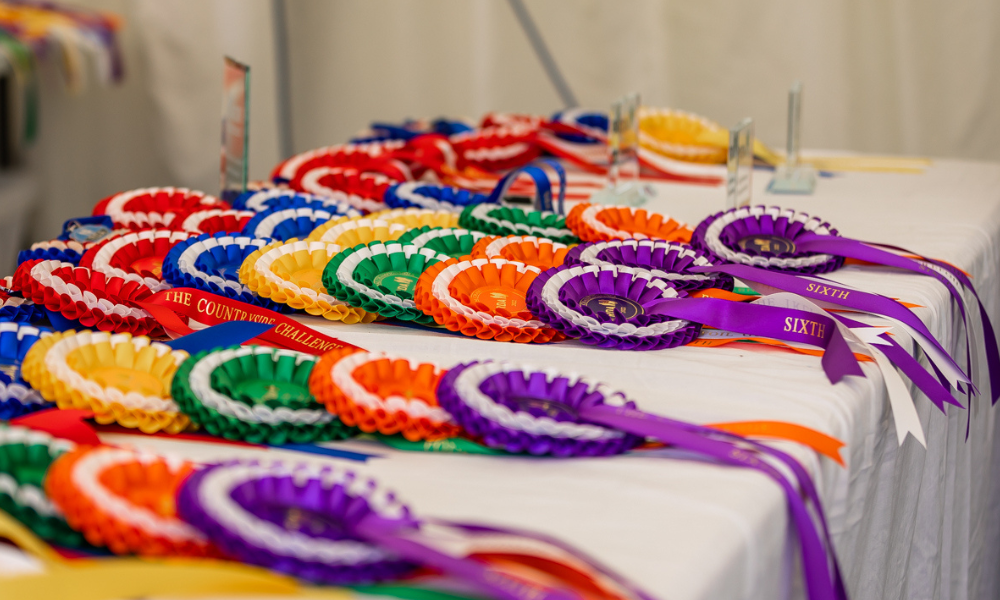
[396,226,487,259]
[322,241,449,324]
[458,204,580,245]
[171,346,356,445]
[0,425,85,546]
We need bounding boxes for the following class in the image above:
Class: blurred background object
[3,0,999,274]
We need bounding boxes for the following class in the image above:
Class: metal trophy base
[588,183,651,207]
[767,165,817,195]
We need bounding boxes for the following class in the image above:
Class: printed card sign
[220,56,250,200]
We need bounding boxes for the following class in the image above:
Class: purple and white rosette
[435,361,642,456]
[177,460,417,585]
[692,206,844,275]
[564,240,734,292]
[526,264,701,350]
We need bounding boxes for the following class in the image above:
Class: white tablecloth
[8,159,1000,600]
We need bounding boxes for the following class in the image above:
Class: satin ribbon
[134,288,362,355]
[792,234,999,402]
[486,159,567,215]
[644,297,864,384]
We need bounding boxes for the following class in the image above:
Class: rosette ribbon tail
[794,235,1000,402]
[645,297,864,384]
[354,517,585,600]
[581,404,845,600]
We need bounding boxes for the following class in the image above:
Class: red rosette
[80,229,194,292]
[449,123,541,172]
[13,259,163,336]
[172,208,256,234]
[270,140,407,184]
[93,187,228,230]
[566,202,693,243]
[413,257,564,343]
[292,165,399,207]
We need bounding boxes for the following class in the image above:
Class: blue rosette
[550,109,608,144]
[161,233,294,312]
[241,206,338,242]
[0,278,44,324]
[0,321,53,419]
[233,188,363,218]
[383,182,492,213]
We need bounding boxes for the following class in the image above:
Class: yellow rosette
[372,207,460,230]
[307,209,459,246]
[638,107,728,164]
[21,330,190,433]
[238,238,376,323]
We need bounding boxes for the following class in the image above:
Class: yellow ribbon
[0,509,352,600]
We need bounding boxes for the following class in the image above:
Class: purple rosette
[564,239,734,292]
[691,205,844,274]
[436,361,643,457]
[526,264,701,350]
[176,460,417,585]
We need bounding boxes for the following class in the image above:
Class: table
[8,159,1000,600]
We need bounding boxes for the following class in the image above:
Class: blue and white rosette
[240,207,337,242]
[0,278,44,324]
[233,188,364,218]
[18,240,96,266]
[0,322,53,419]
[161,233,292,312]
[383,182,492,213]
[550,109,608,144]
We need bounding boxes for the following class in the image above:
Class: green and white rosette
[0,424,83,546]
[322,241,450,324]
[171,346,356,445]
[396,226,486,259]
[458,204,579,245]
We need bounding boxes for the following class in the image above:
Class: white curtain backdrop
[16,0,1000,253]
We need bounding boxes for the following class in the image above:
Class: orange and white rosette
[637,107,728,164]
[238,239,376,323]
[309,348,460,441]
[45,445,216,556]
[21,330,190,433]
[566,203,693,243]
[470,235,571,270]
[413,257,564,343]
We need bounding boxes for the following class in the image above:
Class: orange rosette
[413,257,564,343]
[566,203,693,243]
[238,238,376,323]
[45,445,217,557]
[637,107,728,164]
[21,330,190,433]
[470,235,571,270]
[309,348,460,441]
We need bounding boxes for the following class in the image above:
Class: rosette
[239,239,376,323]
[372,208,460,230]
[458,205,579,245]
[450,122,540,171]
[161,233,291,311]
[383,182,491,213]
[14,260,163,336]
[309,348,459,440]
[0,277,44,323]
[565,203,693,244]
[691,206,844,275]
[322,242,449,324]
[93,187,228,229]
[79,229,196,293]
[294,166,395,213]
[413,257,564,343]
[232,188,363,218]
[0,425,82,546]
[396,226,486,258]
[171,346,355,444]
[0,322,53,419]
[471,235,570,270]
[45,445,215,556]
[564,239,733,292]
[21,330,190,433]
[175,208,256,234]
[306,217,406,246]
[176,460,418,584]
[435,360,846,600]
[637,107,728,164]
[17,233,122,267]
[241,206,338,242]
[549,108,608,144]
[526,264,701,350]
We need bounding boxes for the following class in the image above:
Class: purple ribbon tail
[645,296,864,384]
